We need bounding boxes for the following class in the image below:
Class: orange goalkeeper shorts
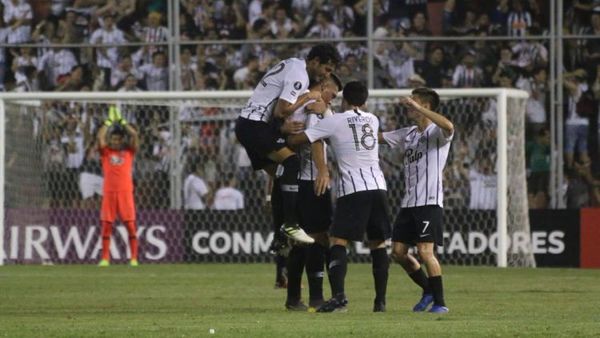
[100,191,136,222]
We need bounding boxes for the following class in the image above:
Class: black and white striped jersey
[305,109,387,197]
[289,95,332,181]
[240,58,309,123]
[383,123,453,208]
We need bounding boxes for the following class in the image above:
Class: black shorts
[331,190,391,242]
[528,171,549,195]
[234,117,286,170]
[392,205,443,246]
[298,180,332,234]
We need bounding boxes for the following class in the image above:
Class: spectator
[307,11,341,39]
[37,46,79,90]
[517,67,548,131]
[180,47,198,90]
[4,0,32,44]
[183,163,211,210]
[90,12,127,89]
[79,138,103,209]
[233,54,259,89]
[452,50,484,88]
[13,65,38,92]
[117,73,142,92]
[563,68,591,168]
[270,5,298,39]
[415,46,449,88]
[61,113,85,207]
[511,28,548,72]
[111,55,141,89]
[490,0,510,34]
[0,13,8,90]
[134,12,169,65]
[527,128,551,208]
[11,47,37,87]
[138,51,168,91]
[56,65,85,91]
[507,0,532,37]
[212,174,244,210]
[468,154,497,210]
[326,0,355,34]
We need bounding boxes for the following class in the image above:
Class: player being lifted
[235,44,341,244]
[288,81,391,313]
[277,74,343,311]
[97,107,139,267]
[380,87,453,313]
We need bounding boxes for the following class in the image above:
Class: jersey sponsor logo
[109,154,124,165]
[293,81,302,90]
[405,148,423,164]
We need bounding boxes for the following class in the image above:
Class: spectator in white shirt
[90,13,127,88]
[111,55,142,89]
[452,50,484,88]
[307,11,341,39]
[183,164,211,210]
[4,0,32,43]
[233,54,259,89]
[134,11,169,65]
[270,5,298,39]
[139,51,168,91]
[212,174,244,210]
[11,46,37,86]
[37,47,78,89]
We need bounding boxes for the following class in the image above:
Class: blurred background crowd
[2,0,600,211]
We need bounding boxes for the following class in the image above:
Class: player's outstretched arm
[402,97,454,137]
[311,141,329,196]
[273,91,322,119]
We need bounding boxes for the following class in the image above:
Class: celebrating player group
[235,43,454,313]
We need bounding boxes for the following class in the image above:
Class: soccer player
[280,74,343,311]
[97,106,139,267]
[380,87,454,313]
[235,43,341,244]
[288,81,390,313]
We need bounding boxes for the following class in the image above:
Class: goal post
[0,89,532,267]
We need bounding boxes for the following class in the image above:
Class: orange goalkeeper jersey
[100,147,135,193]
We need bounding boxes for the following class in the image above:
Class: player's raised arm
[273,91,322,118]
[401,95,454,138]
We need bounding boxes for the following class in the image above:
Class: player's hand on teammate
[307,98,328,114]
[307,91,322,101]
[314,169,330,196]
[280,119,305,134]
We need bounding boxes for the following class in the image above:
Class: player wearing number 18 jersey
[380,87,454,313]
[288,81,391,313]
[235,44,340,244]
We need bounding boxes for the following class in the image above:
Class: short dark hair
[307,44,341,66]
[411,87,440,111]
[343,81,368,106]
[329,73,343,91]
[109,125,126,137]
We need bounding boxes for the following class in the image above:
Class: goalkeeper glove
[113,106,128,126]
[104,106,117,127]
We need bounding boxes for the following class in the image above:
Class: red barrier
[580,208,600,268]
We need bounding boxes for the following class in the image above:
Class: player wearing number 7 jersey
[379,87,454,314]
[288,81,391,313]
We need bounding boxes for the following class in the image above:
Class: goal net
[0,89,534,267]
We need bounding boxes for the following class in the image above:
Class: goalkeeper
[97,106,139,267]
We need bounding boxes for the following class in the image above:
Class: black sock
[286,245,306,304]
[370,248,389,304]
[306,243,326,302]
[280,155,300,225]
[428,276,446,306]
[408,268,432,295]
[275,254,287,283]
[328,245,347,300]
[324,246,334,298]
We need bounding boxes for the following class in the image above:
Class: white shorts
[80,172,103,199]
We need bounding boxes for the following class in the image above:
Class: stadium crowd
[2,0,600,209]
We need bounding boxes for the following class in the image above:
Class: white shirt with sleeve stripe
[240,58,309,123]
[4,1,32,43]
[90,27,127,69]
[304,108,387,197]
[289,93,332,181]
[382,123,453,208]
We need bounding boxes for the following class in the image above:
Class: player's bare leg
[368,240,389,312]
[391,242,433,311]
[317,236,348,312]
[267,147,314,244]
[417,242,448,313]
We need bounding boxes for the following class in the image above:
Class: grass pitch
[1,264,600,337]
